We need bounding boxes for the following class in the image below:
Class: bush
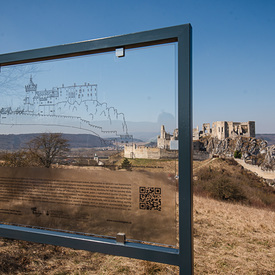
[2,151,36,167]
[193,158,275,210]
[234,150,242,159]
[208,178,246,202]
[121,158,132,171]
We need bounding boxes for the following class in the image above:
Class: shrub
[194,158,275,210]
[234,150,242,159]
[121,158,132,171]
[208,178,246,202]
[2,151,36,167]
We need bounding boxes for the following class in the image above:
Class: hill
[0,133,109,151]
[193,158,275,210]
[256,133,275,145]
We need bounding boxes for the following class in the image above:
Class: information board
[0,43,178,246]
[0,24,193,274]
[0,167,177,245]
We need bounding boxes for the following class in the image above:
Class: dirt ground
[235,158,275,180]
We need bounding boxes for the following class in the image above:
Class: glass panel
[0,43,178,246]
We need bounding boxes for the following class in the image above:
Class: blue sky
[0,0,274,134]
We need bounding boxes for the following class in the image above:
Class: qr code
[139,187,161,211]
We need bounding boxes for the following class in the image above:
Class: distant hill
[256,134,275,145]
[0,133,110,151]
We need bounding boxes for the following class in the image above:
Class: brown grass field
[0,158,274,274]
[0,195,274,274]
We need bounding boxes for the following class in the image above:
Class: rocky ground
[199,136,275,171]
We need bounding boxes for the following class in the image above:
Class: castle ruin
[124,121,256,159]
[157,125,178,150]
[193,121,255,140]
[124,125,178,159]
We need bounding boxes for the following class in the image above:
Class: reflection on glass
[0,43,178,246]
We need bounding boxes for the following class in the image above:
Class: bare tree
[27,133,70,168]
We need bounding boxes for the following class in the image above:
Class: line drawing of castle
[23,76,98,116]
[0,76,128,137]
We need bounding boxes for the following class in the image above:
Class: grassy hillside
[193,158,275,210]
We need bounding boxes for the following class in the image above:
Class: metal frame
[0,24,193,274]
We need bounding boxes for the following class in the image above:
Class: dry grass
[0,195,274,274]
[0,158,274,274]
[193,195,275,274]
[193,158,275,210]
[0,239,178,274]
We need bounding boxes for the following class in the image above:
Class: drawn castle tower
[24,76,37,113]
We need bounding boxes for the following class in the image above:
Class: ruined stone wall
[212,121,226,140]
[124,144,177,159]
[195,121,256,140]
[248,121,256,137]
[157,125,178,149]
[157,125,171,149]
[157,136,170,149]
[193,126,200,140]
[124,145,160,159]
[202,123,211,135]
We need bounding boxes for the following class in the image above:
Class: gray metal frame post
[0,24,193,274]
[178,25,193,275]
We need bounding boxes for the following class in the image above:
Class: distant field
[256,133,275,145]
